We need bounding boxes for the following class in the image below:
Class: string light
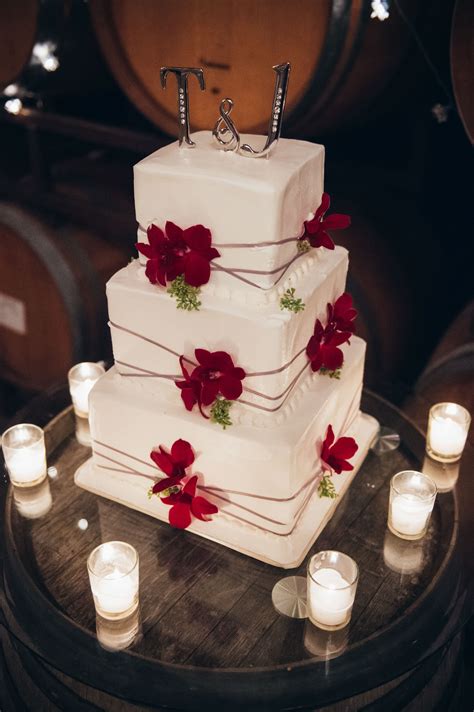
[31,41,60,73]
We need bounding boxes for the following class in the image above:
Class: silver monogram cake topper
[240,62,291,158]
[212,98,240,152]
[160,66,205,148]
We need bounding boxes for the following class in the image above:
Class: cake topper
[211,62,291,158]
[160,66,205,148]
[212,98,240,152]
[240,62,290,158]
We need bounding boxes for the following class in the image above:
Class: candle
[426,403,470,463]
[388,470,437,541]
[96,607,141,652]
[307,551,358,631]
[68,362,105,418]
[88,541,139,620]
[2,423,47,487]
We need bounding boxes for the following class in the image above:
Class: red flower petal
[192,496,218,521]
[165,221,184,244]
[210,351,235,372]
[201,380,220,406]
[329,457,354,474]
[219,375,243,401]
[183,224,212,250]
[231,366,247,381]
[169,502,192,529]
[135,242,154,259]
[331,437,358,460]
[195,349,212,367]
[322,214,351,230]
[314,319,325,339]
[145,258,162,286]
[150,449,174,476]
[183,252,211,287]
[171,439,195,468]
[147,224,166,249]
[316,192,330,219]
[324,425,335,448]
[183,475,198,497]
[180,386,198,411]
[310,230,335,250]
[166,256,186,283]
[152,475,182,494]
[321,344,344,370]
[306,333,322,360]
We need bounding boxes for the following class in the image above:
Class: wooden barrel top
[1,387,473,710]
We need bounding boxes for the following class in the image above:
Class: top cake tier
[134,131,324,293]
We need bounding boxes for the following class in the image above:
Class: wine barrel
[0,203,130,391]
[0,0,110,97]
[451,0,474,144]
[90,0,428,137]
[403,300,474,443]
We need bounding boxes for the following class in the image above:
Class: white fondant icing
[76,412,379,569]
[134,131,324,288]
[106,249,349,418]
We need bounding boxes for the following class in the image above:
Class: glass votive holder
[303,619,349,659]
[68,362,105,418]
[75,415,92,447]
[426,402,470,463]
[422,454,460,493]
[96,608,141,652]
[12,478,52,519]
[307,551,359,631]
[388,470,437,541]
[2,423,47,488]
[383,529,425,576]
[87,541,139,620]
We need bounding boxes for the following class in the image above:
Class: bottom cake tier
[77,340,378,568]
[76,412,378,568]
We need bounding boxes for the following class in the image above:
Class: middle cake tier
[107,245,349,424]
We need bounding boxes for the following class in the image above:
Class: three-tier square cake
[75,131,379,568]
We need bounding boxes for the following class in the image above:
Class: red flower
[326,293,357,336]
[161,475,218,529]
[175,350,246,416]
[135,221,220,288]
[320,424,358,474]
[306,320,352,372]
[301,193,351,250]
[150,438,194,479]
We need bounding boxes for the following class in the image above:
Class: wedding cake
[75,130,379,568]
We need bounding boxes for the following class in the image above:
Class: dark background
[0,0,473,708]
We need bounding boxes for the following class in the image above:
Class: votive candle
[2,423,47,487]
[88,541,139,620]
[426,402,470,463]
[68,362,105,418]
[307,551,358,630]
[388,470,437,540]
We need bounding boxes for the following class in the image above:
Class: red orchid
[301,193,351,250]
[326,292,358,336]
[320,424,358,474]
[160,475,218,529]
[150,438,194,479]
[135,221,220,288]
[175,350,246,417]
[306,319,352,372]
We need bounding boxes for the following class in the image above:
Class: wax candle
[307,551,358,631]
[426,403,470,463]
[388,471,436,541]
[68,362,105,418]
[13,479,52,519]
[2,423,47,487]
[88,541,139,620]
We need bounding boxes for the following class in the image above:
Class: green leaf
[318,473,337,499]
[210,397,233,429]
[319,366,342,379]
[297,238,311,254]
[167,275,202,311]
[279,288,305,314]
